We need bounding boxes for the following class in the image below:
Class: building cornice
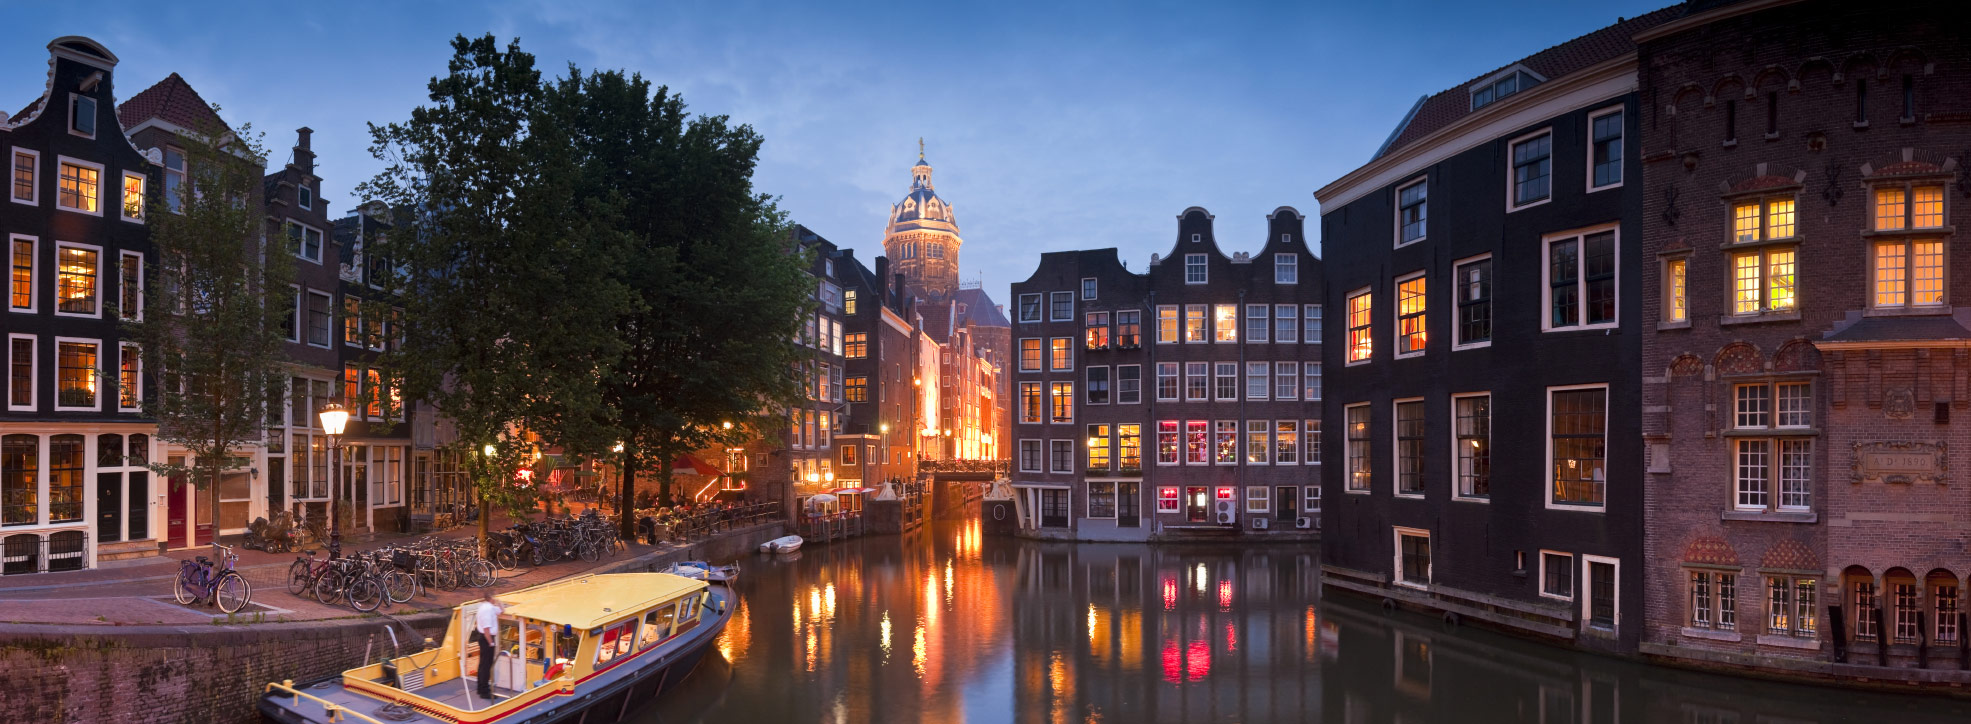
[1315,54,1639,212]
[1631,0,1805,43]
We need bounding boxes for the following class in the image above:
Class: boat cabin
[336,573,715,717]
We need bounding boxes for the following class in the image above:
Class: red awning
[671,454,725,476]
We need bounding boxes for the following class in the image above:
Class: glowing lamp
[317,403,350,436]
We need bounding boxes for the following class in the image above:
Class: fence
[1,529,89,575]
[645,502,782,543]
[796,511,865,543]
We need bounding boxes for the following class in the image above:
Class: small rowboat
[660,561,738,583]
[758,535,803,554]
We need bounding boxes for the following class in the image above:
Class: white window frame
[1155,362,1178,401]
[1540,223,1621,332]
[1245,303,1269,343]
[1452,253,1493,350]
[1050,291,1074,322]
[1085,480,1117,519]
[8,233,37,313]
[5,333,34,411]
[52,240,103,319]
[1450,391,1491,503]
[1117,364,1141,405]
[1245,486,1270,514]
[52,336,102,412]
[118,342,142,412]
[298,182,313,210]
[1213,362,1238,402]
[1394,270,1427,359]
[1184,254,1208,285]
[1245,361,1269,401]
[1391,397,1425,498]
[1394,177,1427,247]
[54,156,106,217]
[1049,440,1074,474]
[1506,128,1555,213]
[306,290,335,349]
[1275,361,1299,401]
[1018,439,1042,473]
[116,250,143,322]
[1275,253,1298,284]
[1581,554,1622,631]
[1018,337,1040,373]
[1545,383,1610,511]
[1049,337,1073,372]
[1185,361,1209,402]
[1018,293,1042,323]
[292,221,325,264]
[69,93,98,139]
[1393,526,1431,589]
[1585,105,1625,192]
[9,147,40,206]
[1345,286,1373,366]
[119,171,145,223]
[1081,277,1097,300]
[1539,550,1574,600]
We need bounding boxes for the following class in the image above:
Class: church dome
[890,144,957,231]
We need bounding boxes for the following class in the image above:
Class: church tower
[881,141,963,301]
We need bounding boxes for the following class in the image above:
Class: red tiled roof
[116,72,228,134]
[1731,174,1798,193]
[1377,6,1682,159]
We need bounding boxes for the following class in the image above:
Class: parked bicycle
[174,543,251,614]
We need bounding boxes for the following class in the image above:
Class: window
[1589,109,1623,189]
[56,340,98,410]
[1455,394,1490,499]
[1245,420,1269,465]
[1274,420,1299,465]
[1546,229,1617,329]
[1392,400,1424,494]
[306,291,333,347]
[1156,306,1178,344]
[1304,363,1321,402]
[1853,580,1879,642]
[1018,293,1041,322]
[1245,304,1269,343]
[1664,257,1688,323]
[1185,254,1207,284]
[2,433,35,524]
[1245,486,1270,513]
[1117,365,1140,404]
[1213,362,1237,400]
[1305,304,1322,343]
[119,252,142,322]
[1156,421,1179,465]
[1688,570,1736,632]
[1550,387,1607,507]
[1213,304,1237,342]
[1273,254,1298,286]
[8,335,33,411]
[344,297,364,346]
[10,235,35,312]
[162,147,185,213]
[1767,576,1818,639]
[1392,178,1429,245]
[296,182,313,210]
[1511,132,1552,208]
[1019,382,1041,424]
[1729,246,1798,315]
[10,149,36,205]
[1901,73,1915,120]
[1346,404,1371,492]
[1304,419,1321,465]
[1935,580,1959,647]
[1086,366,1109,405]
[845,376,867,403]
[1732,382,1813,512]
[1731,197,1797,242]
[1087,424,1112,471]
[56,159,100,215]
[1872,239,1946,309]
[1116,310,1141,347]
[1081,278,1097,300]
[1245,362,1268,400]
[1396,274,1426,355]
[1395,528,1431,587]
[1184,305,1206,343]
[1019,338,1041,372]
[1118,424,1141,469]
[1724,98,1738,143]
[928,243,945,260]
[1214,420,1238,465]
[1184,362,1208,401]
[843,289,857,316]
[1587,558,1619,630]
[1893,581,1922,644]
[1184,421,1208,465]
[1274,362,1298,400]
[55,243,99,316]
[1019,440,1042,472]
[1157,486,1180,513]
[1050,338,1072,371]
[69,94,97,137]
[1470,68,1542,110]
[844,333,867,359]
[1346,289,1372,362]
[118,344,140,410]
[1050,382,1073,423]
[1456,257,1491,346]
[121,172,144,221]
[1051,292,1074,321]
[1087,481,1116,518]
[1050,440,1074,473]
[1274,304,1297,343]
[1541,552,1573,599]
[1084,312,1110,349]
[1155,363,1178,401]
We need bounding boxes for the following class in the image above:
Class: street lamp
[317,403,350,559]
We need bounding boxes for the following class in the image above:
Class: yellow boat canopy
[490,572,707,630]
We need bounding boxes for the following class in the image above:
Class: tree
[360,36,635,541]
[131,109,293,543]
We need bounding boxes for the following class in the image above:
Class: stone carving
[1884,386,1915,419]
[1821,160,1844,206]
[1662,185,1682,227]
[1715,342,1763,375]
[1852,440,1948,485]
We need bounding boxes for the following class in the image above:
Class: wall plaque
[1852,441,1948,485]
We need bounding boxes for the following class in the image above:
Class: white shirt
[476,601,502,637]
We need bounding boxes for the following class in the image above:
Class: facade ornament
[1852,440,1948,485]
[1884,386,1915,419]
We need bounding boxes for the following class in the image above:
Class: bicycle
[174,543,251,614]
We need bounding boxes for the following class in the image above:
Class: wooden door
[167,467,188,548]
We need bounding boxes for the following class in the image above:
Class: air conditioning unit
[1296,516,1314,529]
[1251,517,1269,530]
[1215,500,1236,524]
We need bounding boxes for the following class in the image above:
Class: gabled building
[332,202,415,533]
[264,127,346,536]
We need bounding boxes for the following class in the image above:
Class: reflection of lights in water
[1194,563,1207,593]
[1087,604,1097,638]
[810,587,823,620]
[793,602,801,629]
[912,623,927,677]
[824,583,836,618]
[1161,577,1177,611]
[1119,610,1142,669]
[1223,620,1237,652]
[1217,580,1233,610]
[1304,607,1318,661]
[1160,639,1213,684]
[880,611,892,660]
[924,573,938,626]
[718,598,750,663]
[805,622,817,672]
[1048,651,1072,724]
[944,560,953,604]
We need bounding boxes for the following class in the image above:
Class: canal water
[641,521,1971,724]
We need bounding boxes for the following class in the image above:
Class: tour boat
[259,571,733,724]
[660,561,738,583]
[758,535,803,554]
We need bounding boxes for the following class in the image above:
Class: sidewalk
[0,506,743,627]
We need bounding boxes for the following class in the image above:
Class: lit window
[1729,247,1798,315]
[1766,576,1818,639]
[1050,338,1072,371]
[1873,240,1946,308]
[57,340,98,409]
[1875,188,1907,231]
[1019,338,1041,371]
[1912,185,1945,228]
[57,161,99,214]
[1156,306,1178,344]
[1213,421,1237,465]
[1049,382,1073,423]
[1087,424,1112,471]
[55,244,98,316]
[1245,420,1268,464]
[1550,387,1606,507]
[1396,274,1425,355]
[1084,311,1110,349]
[119,344,141,410]
[1274,420,1299,465]
[1346,404,1370,491]
[1664,258,1688,323]
[1184,305,1206,343]
[1732,197,1795,242]
[1018,382,1041,424]
[10,236,34,311]
[1213,304,1237,342]
[1346,289,1372,362]
[1184,420,1208,465]
[121,173,144,221]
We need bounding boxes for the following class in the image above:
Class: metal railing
[1,529,89,575]
[918,459,1011,474]
[641,502,782,544]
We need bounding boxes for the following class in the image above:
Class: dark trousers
[471,630,495,698]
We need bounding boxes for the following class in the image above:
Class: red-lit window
[1157,486,1180,512]
[1216,487,1235,500]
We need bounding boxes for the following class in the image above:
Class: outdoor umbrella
[670,454,725,477]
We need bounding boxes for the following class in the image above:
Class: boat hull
[258,586,734,724]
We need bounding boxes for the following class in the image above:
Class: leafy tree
[131,109,293,541]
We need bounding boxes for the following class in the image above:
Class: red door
[167,474,188,548]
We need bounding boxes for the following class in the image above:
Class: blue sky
[4,0,1667,301]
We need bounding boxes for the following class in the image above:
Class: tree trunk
[617,454,638,539]
[659,461,675,509]
[477,482,490,553]
[207,455,222,549]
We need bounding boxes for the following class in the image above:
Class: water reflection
[641,521,1971,724]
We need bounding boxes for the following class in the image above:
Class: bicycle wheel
[531,547,544,567]
[384,570,416,604]
[494,548,517,570]
[215,572,250,614]
[313,570,344,605]
[579,540,601,563]
[435,565,459,591]
[172,570,198,605]
[287,561,311,596]
[468,559,496,588]
[347,578,384,612]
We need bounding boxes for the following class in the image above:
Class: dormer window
[69,94,96,137]
[1470,67,1545,111]
[298,184,313,210]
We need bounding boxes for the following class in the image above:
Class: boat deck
[409,678,523,712]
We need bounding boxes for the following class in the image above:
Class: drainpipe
[1236,288,1246,529]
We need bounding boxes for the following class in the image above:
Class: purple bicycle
[173,543,251,613]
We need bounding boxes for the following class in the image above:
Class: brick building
[1635,0,1971,680]
[1314,11,1665,651]
[1009,207,1324,541]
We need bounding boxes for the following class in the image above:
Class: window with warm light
[1118,423,1141,469]
[1214,420,1238,465]
[55,244,98,316]
[1212,304,1237,342]
[1664,257,1688,323]
[1050,338,1072,371]
[1115,310,1140,347]
[1156,421,1179,465]
[1396,274,1426,355]
[1455,394,1490,498]
[57,161,100,214]
[1549,386,1607,507]
[1019,338,1040,371]
[1087,424,1112,471]
[1346,404,1370,491]
[1018,382,1041,424]
[1347,289,1372,362]
[57,340,98,410]
[119,343,141,410]
[844,333,866,359]
[1732,197,1796,243]
[1184,420,1208,465]
[1184,305,1206,343]
[121,172,144,221]
[1084,311,1109,349]
[1049,381,1073,423]
[10,236,34,312]
[1729,247,1797,315]
[1872,240,1945,309]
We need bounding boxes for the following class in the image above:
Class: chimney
[874,257,890,305]
[297,127,313,150]
[293,127,317,175]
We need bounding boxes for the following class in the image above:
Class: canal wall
[0,521,785,724]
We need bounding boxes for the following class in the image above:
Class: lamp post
[317,403,350,559]
[879,422,890,484]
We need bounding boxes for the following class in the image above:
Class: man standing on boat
[473,591,504,701]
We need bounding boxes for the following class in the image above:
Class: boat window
[615,619,637,658]
[554,627,580,662]
[678,595,700,624]
[498,617,521,654]
[597,626,622,665]
[523,622,547,664]
[640,605,677,650]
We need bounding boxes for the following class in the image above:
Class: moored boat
[258,571,733,724]
[659,561,738,583]
[757,535,802,554]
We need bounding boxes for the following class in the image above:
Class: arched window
[929,243,944,259]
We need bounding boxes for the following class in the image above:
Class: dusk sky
[5,0,1667,304]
